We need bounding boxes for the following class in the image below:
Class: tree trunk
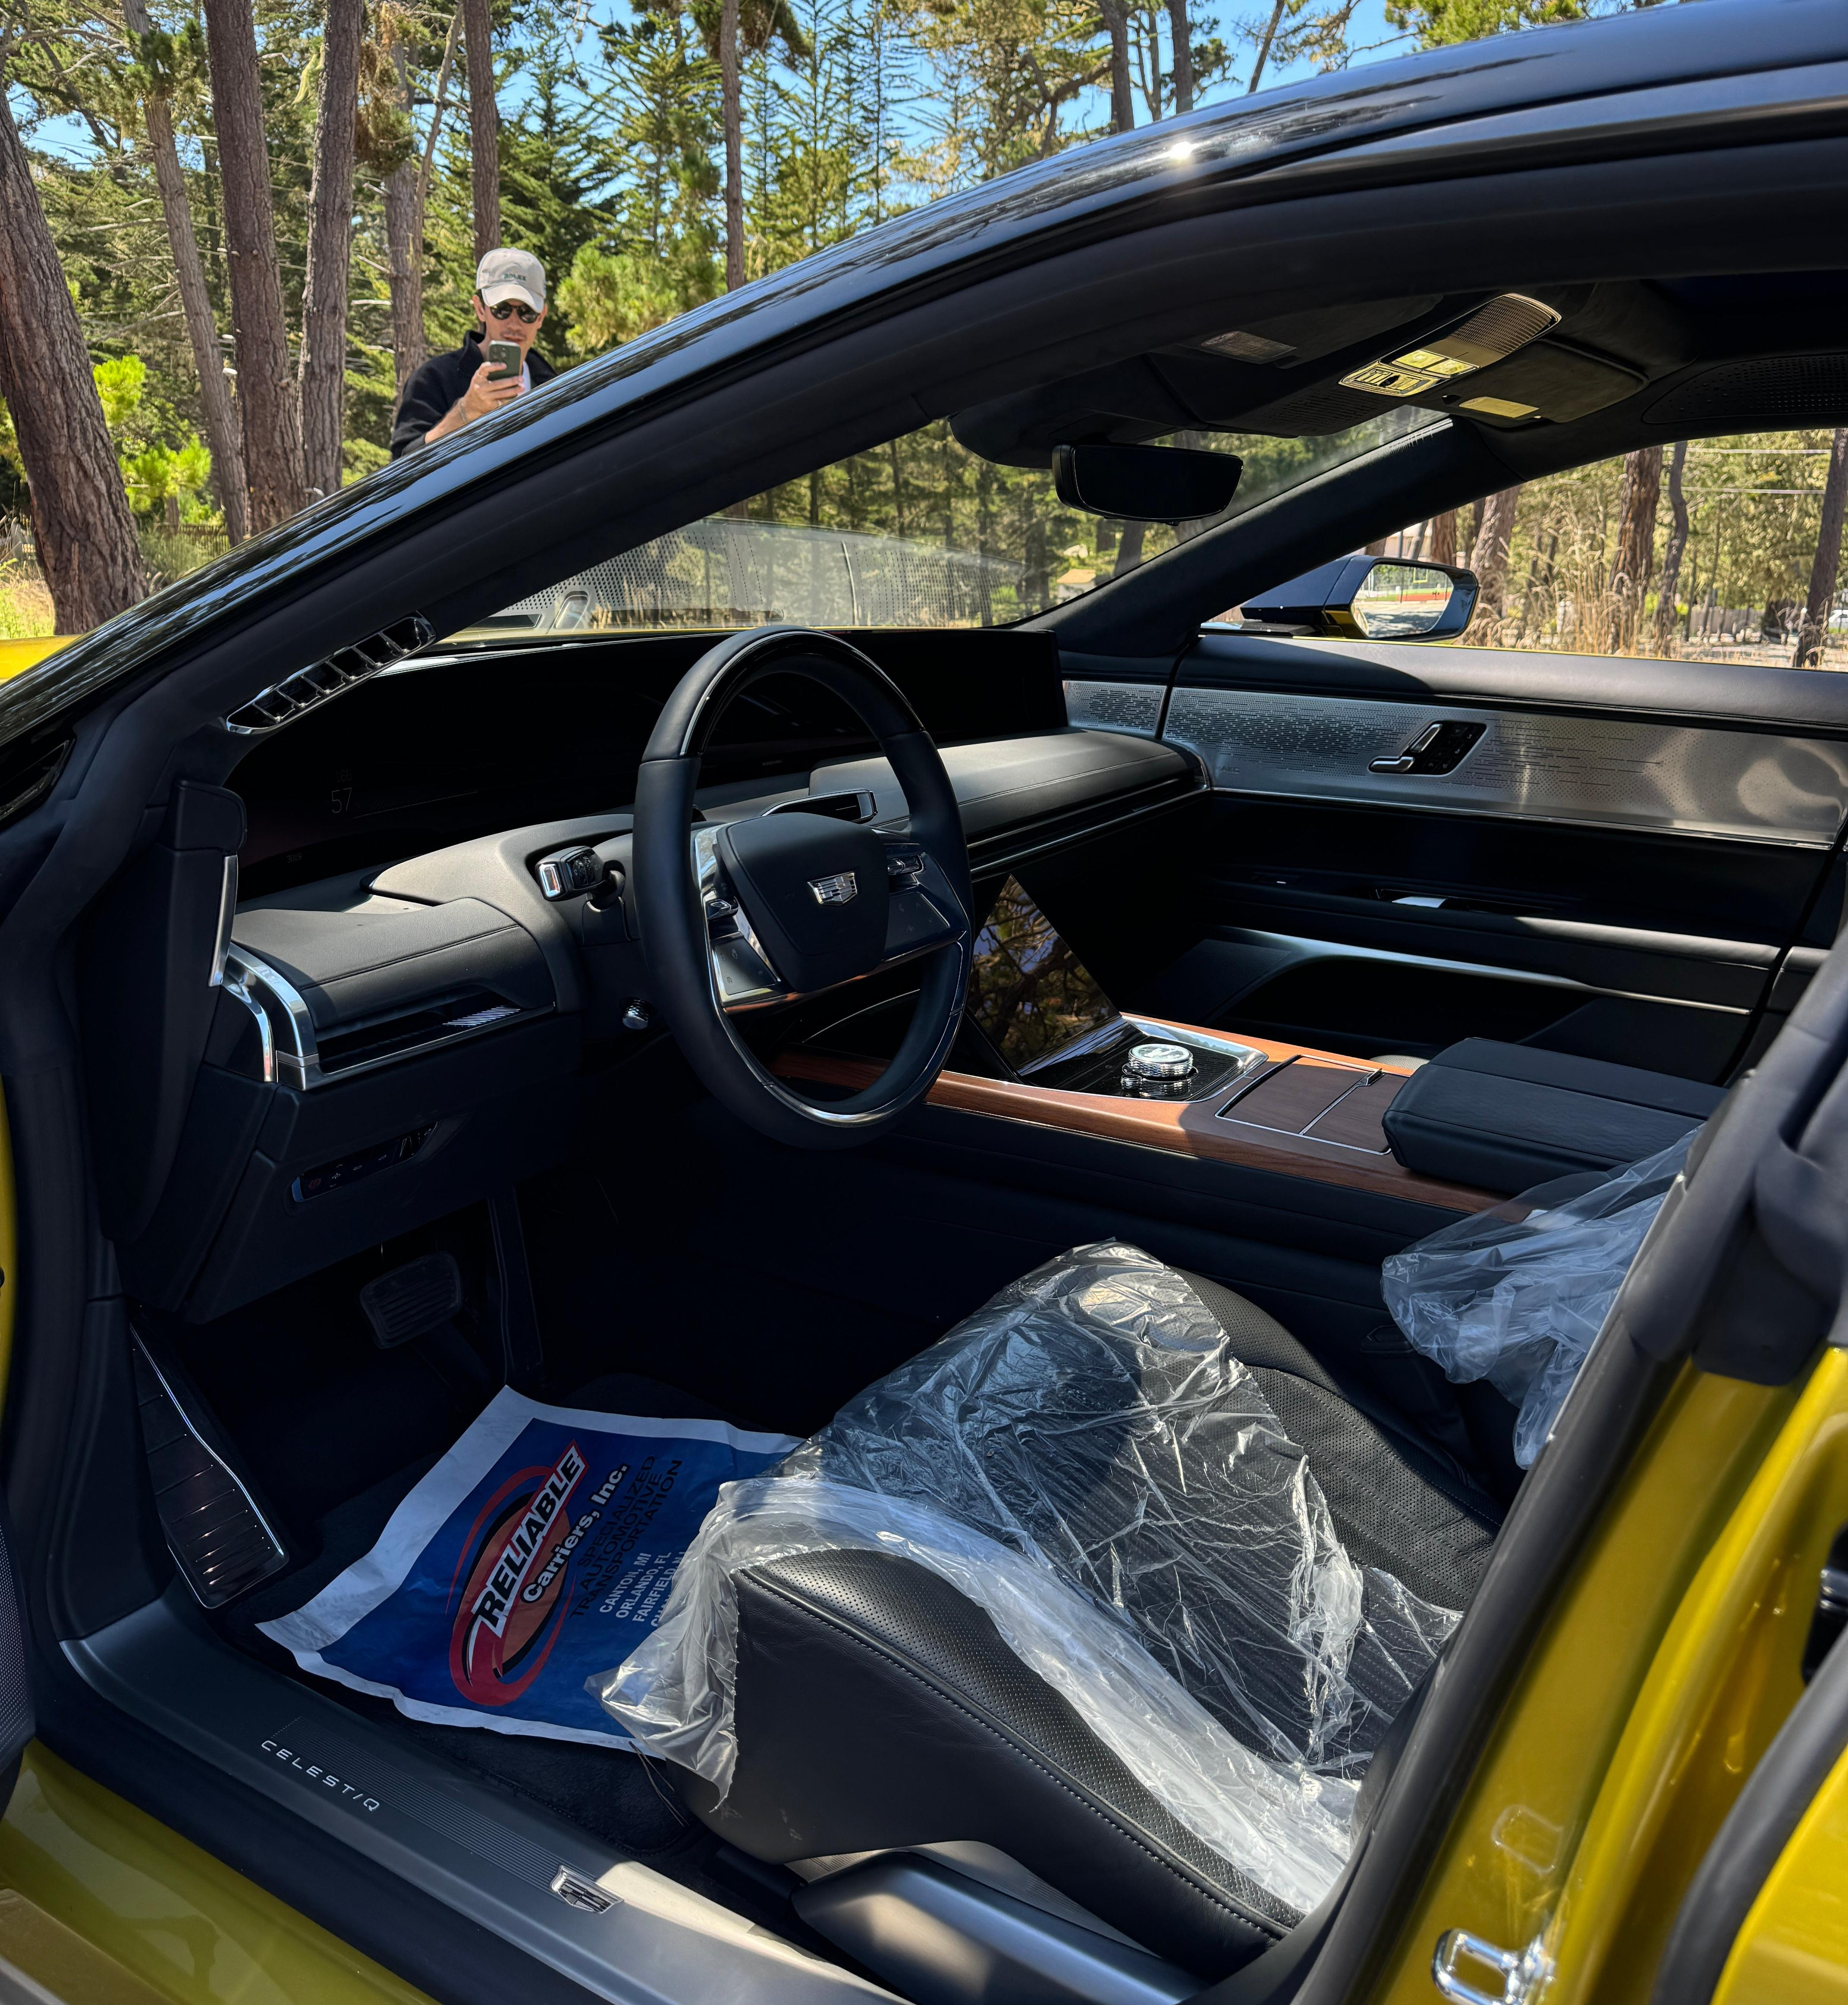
[383,161,424,391]
[0,88,145,630]
[1795,428,1848,670]
[1246,0,1286,93]
[1654,439,1691,652]
[1471,487,1521,620]
[1428,509,1457,566]
[462,0,499,261]
[122,0,248,545]
[1607,444,1661,652]
[720,0,744,288]
[1166,0,1192,113]
[299,0,361,500]
[202,0,307,532]
[387,9,460,391]
[1095,0,1135,132]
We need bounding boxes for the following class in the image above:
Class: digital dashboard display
[965,876,1122,1073]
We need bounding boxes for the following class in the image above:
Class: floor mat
[217,1374,770,1877]
[255,1387,797,1745]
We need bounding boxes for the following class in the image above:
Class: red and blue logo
[446,1442,617,1705]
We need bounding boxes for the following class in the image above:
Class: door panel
[1162,685,1848,845]
[1065,635,1848,1083]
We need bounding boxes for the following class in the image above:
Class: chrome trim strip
[208,853,238,988]
[221,962,276,1083]
[225,944,319,1088]
[223,942,544,1090]
[1162,686,1848,847]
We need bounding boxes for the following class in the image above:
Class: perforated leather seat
[680,1269,1504,1982]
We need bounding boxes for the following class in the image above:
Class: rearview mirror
[1240,556,1478,641]
[1053,444,1242,522]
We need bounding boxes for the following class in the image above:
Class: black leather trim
[685,1548,1291,1979]
[1382,1037,1719,1194]
[1184,1273,1502,1614]
[685,1271,1511,1977]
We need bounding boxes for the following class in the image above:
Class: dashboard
[229,628,1073,897]
[89,630,1206,1333]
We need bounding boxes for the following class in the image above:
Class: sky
[19,0,1410,170]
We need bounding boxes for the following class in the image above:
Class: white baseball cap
[475,247,546,312]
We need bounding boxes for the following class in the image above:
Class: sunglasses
[487,301,540,324]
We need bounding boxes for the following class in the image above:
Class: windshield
[455,406,1446,640]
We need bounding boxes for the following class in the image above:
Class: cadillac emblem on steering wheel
[808,871,859,906]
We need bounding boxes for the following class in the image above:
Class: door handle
[1369,721,1486,776]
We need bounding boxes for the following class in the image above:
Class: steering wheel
[632,626,974,1149]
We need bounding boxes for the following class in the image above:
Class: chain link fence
[470,517,1027,636]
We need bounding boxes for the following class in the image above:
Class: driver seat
[674,1256,1506,1995]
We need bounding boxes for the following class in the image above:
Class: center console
[787,878,1727,1213]
[786,878,1502,1213]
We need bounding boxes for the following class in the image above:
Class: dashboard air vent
[0,721,73,828]
[224,613,436,735]
[316,988,521,1076]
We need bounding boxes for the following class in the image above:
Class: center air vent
[224,614,435,735]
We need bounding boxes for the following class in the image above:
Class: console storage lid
[1380,1038,1724,1195]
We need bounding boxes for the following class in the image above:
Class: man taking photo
[391,248,557,458]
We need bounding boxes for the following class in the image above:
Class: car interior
[20,221,1848,2005]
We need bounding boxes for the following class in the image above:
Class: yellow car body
[0,639,67,683]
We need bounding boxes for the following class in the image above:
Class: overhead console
[951,280,1692,459]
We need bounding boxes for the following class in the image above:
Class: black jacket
[390,333,557,458]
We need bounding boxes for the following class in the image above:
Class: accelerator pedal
[132,1335,288,1608]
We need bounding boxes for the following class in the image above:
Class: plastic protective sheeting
[593,1244,1461,1916]
[1382,1131,1696,1467]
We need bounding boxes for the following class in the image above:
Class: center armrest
[1380,1039,1724,1195]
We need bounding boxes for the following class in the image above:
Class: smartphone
[485,340,522,383]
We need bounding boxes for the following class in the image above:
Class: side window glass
[1382,430,1848,669]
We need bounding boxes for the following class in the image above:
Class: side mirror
[1053,444,1242,523]
[1241,556,1479,641]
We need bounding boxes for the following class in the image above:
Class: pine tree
[203,0,308,530]
[0,57,146,627]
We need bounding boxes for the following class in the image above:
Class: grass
[0,567,53,639]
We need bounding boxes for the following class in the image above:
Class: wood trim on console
[777,1017,1499,1214]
